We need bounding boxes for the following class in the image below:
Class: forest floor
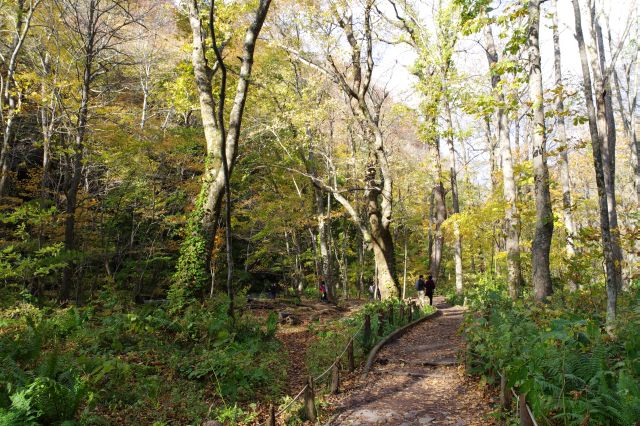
[248,297,366,394]
[324,297,497,425]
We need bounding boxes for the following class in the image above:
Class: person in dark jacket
[415,275,426,305]
[425,275,435,306]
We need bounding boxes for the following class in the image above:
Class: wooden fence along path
[260,298,539,426]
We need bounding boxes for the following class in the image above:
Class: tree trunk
[445,99,463,295]
[314,177,332,299]
[366,161,399,299]
[552,0,578,292]
[572,0,618,327]
[182,0,272,292]
[429,134,447,284]
[402,226,408,299]
[484,24,522,299]
[528,0,554,302]
[61,46,92,301]
[583,0,623,291]
[484,118,497,192]
[611,52,639,205]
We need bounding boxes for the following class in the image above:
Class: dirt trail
[328,297,495,425]
[249,298,364,394]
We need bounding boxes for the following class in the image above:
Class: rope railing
[258,300,419,425]
[496,370,539,426]
[313,321,365,383]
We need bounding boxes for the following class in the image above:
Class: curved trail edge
[363,309,442,376]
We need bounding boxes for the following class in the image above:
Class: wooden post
[304,376,317,421]
[330,358,340,394]
[266,404,276,426]
[363,314,371,349]
[519,393,534,426]
[500,373,512,410]
[387,304,394,325]
[399,303,405,324]
[347,339,355,372]
[377,312,384,336]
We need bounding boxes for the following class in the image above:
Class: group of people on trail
[415,274,435,306]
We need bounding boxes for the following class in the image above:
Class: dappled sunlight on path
[328,297,496,425]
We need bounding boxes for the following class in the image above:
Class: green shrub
[1,377,85,425]
[464,279,640,425]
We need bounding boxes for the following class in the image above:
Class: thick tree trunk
[187,0,223,258]
[366,160,399,299]
[184,0,271,287]
[529,0,554,301]
[572,0,618,326]
[552,0,578,291]
[445,100,463,295]
[0,113,17,195]
[484,24,522,299]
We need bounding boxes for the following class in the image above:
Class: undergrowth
[0,287,286,425]
[464,275,640,426]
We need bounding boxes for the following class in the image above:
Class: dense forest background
[1,0,639,424]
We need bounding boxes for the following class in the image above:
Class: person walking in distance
[425,275,436,306]
[319,280,328,302]
[415,275,426,305]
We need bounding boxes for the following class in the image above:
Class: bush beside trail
[463,276,640,425]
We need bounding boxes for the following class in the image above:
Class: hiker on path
[415,275,426,305]
[425,275,435,306]
[269,282,278,299]
[319,280,328,302]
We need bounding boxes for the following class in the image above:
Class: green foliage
[464,280,640,425]
[168,189,209,311]
[3,377,85,425]
[0,291,286,425]
[0,203,67,285]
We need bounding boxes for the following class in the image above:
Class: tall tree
[572,0,618,326]
[483,22,522,299]
[528,0,554,301]
[174,0,272,302]
[551,0,577,291]
[282,0,400,299]
[385,0,460,287]
[583,0,624,291]
[57,0,140,301]
[444,98,463,295]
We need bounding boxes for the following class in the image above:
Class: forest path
[327,297,495,425]
[249,297,365,394]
